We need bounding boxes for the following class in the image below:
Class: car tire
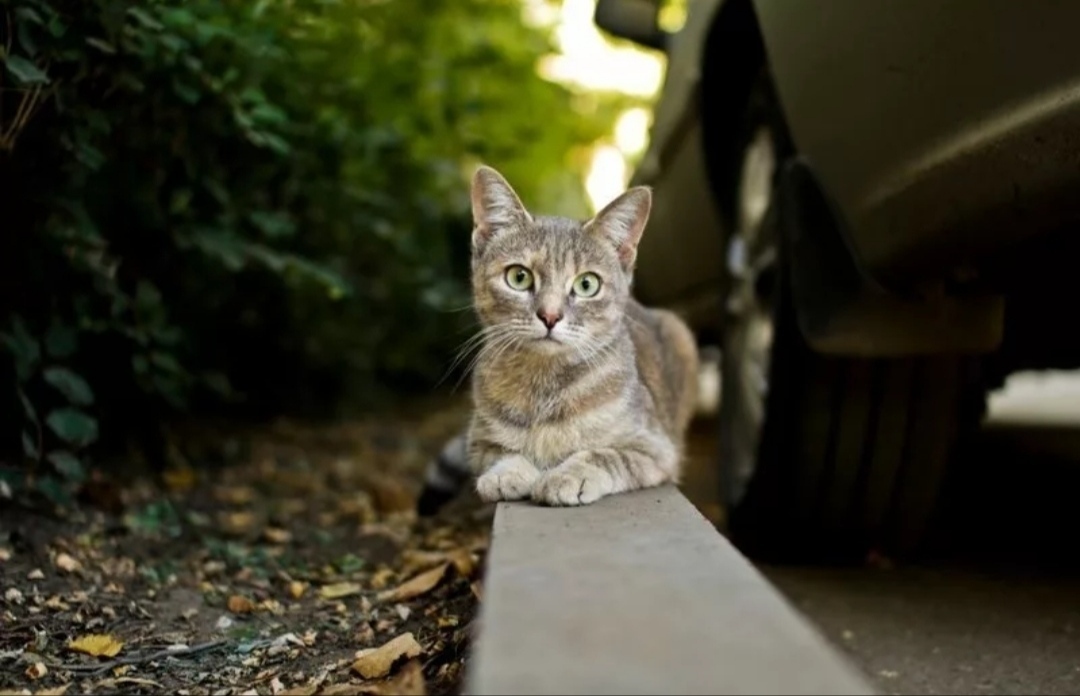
[717,74,987,563]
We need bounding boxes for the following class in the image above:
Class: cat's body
[418,166,698,511]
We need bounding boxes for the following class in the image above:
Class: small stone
[27,569,44,580]
[5,588,25,605]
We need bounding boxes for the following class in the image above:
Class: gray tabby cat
[417,165,698,514]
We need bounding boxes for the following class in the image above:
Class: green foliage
[0,0,624,484]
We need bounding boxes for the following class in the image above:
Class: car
[594,0,1080,562]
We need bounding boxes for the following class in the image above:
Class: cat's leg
[469,433,540,503]
[532,434,678,506]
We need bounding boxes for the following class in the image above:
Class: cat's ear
[585,186,651,270]
[471,165,531,252]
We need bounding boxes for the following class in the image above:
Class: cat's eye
[572,272,602,298]
[504,265,534,291]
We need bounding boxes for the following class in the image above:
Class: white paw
[476,455,539,502]
[532,456,615,507]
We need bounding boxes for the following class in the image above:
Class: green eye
[505,265,534,291]
[572,272,602,298]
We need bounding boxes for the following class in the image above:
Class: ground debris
[0,399,481,695]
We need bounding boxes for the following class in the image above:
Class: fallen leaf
[318,582,362,600]
[367,658,427,696]
[114,677,165,689]
[370,567,396,591]
[27,569,44,580]
[35,685,71,696]
[270,677,286,695]
[279,687,317,696]
[68,633,124,658]
[221,511,256,536]
[470,582,482,601]
[401,549,474,578]
[263,527,292,544]
[227,595,256,614]
[364,473,414,515]
[215,485,256,505]
[352,633,423,679]
[288,581,307,599]
[377,564,448,603]
[320,685,364,696]
[25,662,47,680]
[162,466,196,492]
[55,551,81,574]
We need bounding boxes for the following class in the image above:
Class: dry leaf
[320,685,365,696]
[364,473,414,515]
[370,567,396,591]
[227,595,256,614]
[263,527,292,544]
[367,659,426,696]
[25,662,47,680]
[35,685,71,696]
[288,581,308,600]
[318,582,362,600]
[215,485,256,505]
[27,568,44,580]
[162,466,196,492]
[113,678,165,689]
[377,564,448,603]
[68,633,124,657]
[351,633,423,679]
[221,511,256,535]
[401,549,473,578]
[470,582,482,601]
[279,687,317,696]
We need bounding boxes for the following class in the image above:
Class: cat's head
[468,165,651,357]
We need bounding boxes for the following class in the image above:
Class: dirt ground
[0,396,485,696]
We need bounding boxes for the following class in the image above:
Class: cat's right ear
[471,165,531,253]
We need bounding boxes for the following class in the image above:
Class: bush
[0,0,629,498]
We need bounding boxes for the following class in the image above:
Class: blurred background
[0,0,684,497]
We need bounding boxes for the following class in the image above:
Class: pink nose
[537,309,563,329]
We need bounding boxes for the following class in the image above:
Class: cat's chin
[528,336,571,355]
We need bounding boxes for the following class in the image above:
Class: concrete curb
[466,485,876,695]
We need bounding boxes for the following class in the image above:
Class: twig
[57,639,228,676]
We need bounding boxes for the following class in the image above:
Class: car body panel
[629,0,727,334]
[752,0,1080,286]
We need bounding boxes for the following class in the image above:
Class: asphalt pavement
[686,370,1080,695]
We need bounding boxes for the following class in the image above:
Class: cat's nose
[537,309,563,329]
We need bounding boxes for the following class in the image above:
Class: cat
[417,165,699,514]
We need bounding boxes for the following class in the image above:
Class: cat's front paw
[476,455,540,502]
[532,454,615,507]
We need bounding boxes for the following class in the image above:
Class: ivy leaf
[47,451,86,483]
[22,431,40,460]
[43,366,95,406]
[85,38,117,55]
[2,317,41,382]
[45,408,99,448]
[4,55,50,85]
[18,389,39,425]
[126,7,163,30]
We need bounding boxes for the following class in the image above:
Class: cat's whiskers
[436,323,517,389]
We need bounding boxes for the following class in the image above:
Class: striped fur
[418,166,698,512]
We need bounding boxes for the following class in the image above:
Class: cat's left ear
[585,186,652,271]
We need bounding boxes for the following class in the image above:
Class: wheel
[717,75,986,563]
